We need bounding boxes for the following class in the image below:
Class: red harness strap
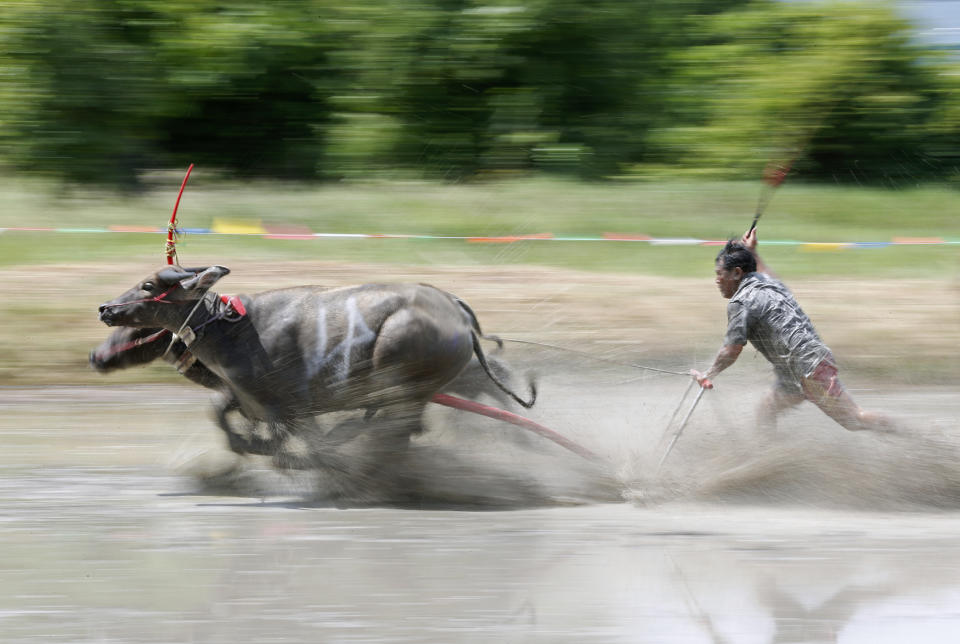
[431,393,601,463]
[220,295,246,317]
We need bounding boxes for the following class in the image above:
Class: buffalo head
[98,265,230,327]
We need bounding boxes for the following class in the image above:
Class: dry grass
[4,259,956,387]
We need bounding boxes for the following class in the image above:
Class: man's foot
[864,413,901,435]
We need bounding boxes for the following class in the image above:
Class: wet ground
[2,364,960,643]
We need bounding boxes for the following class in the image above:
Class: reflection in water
[3,469,960,643]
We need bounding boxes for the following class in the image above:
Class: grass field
[1,175,957,277]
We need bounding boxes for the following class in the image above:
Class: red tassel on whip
[749,157,794,233]
[166,164,194,265]
[763,160,792,188]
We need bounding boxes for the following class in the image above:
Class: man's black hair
[716,239,757,273]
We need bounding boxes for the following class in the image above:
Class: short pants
[801,360,845,404]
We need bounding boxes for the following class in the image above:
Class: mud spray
[176,353,959,511]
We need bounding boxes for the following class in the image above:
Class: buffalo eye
[141,281,156,292]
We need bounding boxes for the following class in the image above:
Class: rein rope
[500,338,689,377]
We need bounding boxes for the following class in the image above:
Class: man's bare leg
[756,387,805,431]
[802,371,896,433]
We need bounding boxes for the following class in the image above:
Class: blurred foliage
[651,1,957,185]
[0,0,958,188]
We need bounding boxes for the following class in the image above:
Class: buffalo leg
[211,394,283,457]
[222,421,284,457]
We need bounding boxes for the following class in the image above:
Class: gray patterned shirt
[724,272,832,393]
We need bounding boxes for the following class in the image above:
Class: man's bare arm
[742,228,778,279]
[690,344,743,389]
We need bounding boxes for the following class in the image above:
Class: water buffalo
[97,266,535,471]
[90,324,526,449]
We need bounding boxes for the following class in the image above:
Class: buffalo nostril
[98,305,106,313]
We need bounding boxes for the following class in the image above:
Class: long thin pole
[657,385,705,470]
[663,379,695,435]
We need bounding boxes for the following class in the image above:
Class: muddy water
[2,373,960,643]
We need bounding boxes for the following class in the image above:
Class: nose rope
[100,284,179,310]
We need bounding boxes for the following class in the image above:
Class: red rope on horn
[166,163,194,265]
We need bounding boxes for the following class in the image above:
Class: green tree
[385,0,691,180]
[155,1,348,180]
[0,0,349,185]
[0,1,167,186]
[649,1,947,184]
[0,0,955,187]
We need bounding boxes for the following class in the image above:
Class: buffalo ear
[178,265,230,291]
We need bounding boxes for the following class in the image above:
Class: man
[690,229,893,432]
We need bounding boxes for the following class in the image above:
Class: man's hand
[741,228,775,277]
[691,345,742,390]
[741,228,758,252]
[689,369,714,389]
